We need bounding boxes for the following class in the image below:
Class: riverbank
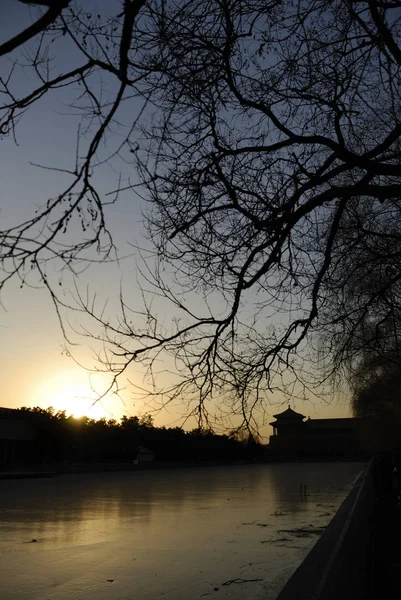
[0,455,371,479]
[0,459,255,479]
[277,455,401,600]
[0,471,55,479]
[276,467,372,600]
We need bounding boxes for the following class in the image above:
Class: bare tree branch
[0,0,71,57]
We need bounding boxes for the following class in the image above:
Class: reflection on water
[0,463,364,600]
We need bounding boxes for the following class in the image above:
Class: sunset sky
[0,0,352,436]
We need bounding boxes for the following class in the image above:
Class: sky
[0,0,353,436]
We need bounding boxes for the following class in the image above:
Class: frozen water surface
[0,462,364,600]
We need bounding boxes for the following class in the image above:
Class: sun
[51,382,105,419]
[30,370,116,420]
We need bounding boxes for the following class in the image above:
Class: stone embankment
[277,456,401,600]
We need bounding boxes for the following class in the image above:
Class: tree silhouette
[6,406,248,464]
[350,355,401,453]
[2,1,401,427]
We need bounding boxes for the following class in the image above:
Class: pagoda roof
[272,406,306,420]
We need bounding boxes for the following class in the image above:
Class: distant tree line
[8,407,261,465]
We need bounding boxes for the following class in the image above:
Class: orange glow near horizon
[29,370,121,421]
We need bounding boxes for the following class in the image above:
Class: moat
[0,462,363,600]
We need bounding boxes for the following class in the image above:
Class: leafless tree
[3,0,401,429]
[318,195,401,373]
[0,0,148,327]
[349,350,401,452]
[317,194,401,433]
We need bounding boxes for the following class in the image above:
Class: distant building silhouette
[134,446,156,464]
[269,406,366,459]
